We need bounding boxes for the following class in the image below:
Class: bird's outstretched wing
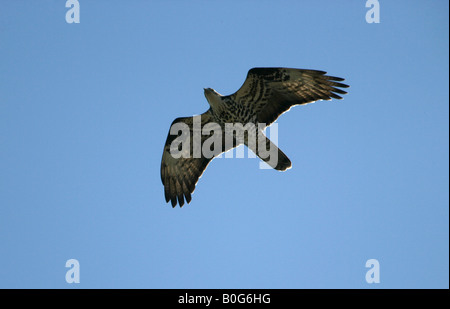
[230,67,349,126]
[160,110,230,207]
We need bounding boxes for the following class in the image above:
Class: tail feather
[272,147,292,171]
[247,131,292,171]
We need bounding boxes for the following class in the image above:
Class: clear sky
[0,1,448,289]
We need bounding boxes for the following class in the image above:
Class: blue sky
[0,1,448,288]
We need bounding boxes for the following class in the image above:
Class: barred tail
[247,131,292,171]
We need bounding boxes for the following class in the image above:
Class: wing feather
[230,67,349,126]
[160,109,228,207]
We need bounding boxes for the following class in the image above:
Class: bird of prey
[161,67,349,207]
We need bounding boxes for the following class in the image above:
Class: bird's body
[205,88,256,125]
[161,67,349,207]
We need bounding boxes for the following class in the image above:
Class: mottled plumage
[161,67,349,207]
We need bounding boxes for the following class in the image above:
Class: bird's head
[203,87,218,96]
[203,88,222,109]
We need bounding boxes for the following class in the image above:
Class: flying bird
[161,67,349,207]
